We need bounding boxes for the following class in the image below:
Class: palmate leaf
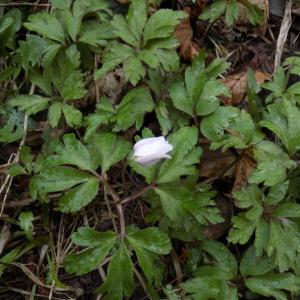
[249,141,296,186]
[260,100,300,155]
[200,0,264,26]
[88,132,131,173]
[127,227,171,287]
[0,8,22,50]
[240,247,275,277]
[143,9,186,44]
[64,228,117,275]
[45,133,95,171]
[201,106,263,151]
[24,13,65,43]
[114,87,154,131]
[245,273,300,300]
[229,183,300,272]
[29,166,99,212]
[9,95,51,116]
[180,241,238,300]
[84,97,116,140]
[152,180,223,240]
[95,0,185,85]
[0,108,24,143]
[97,242,134,300]
[169,55,230,117]
[157,127,202,183]
[78,21,115,47]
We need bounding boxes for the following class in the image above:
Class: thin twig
[274,0,292,71]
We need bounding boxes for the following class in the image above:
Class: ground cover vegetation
[1,0,300,299]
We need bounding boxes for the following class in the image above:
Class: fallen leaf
[221,70,271,105]
[175,7,199,61]
[199,145,236,180]
[232,150,256,193]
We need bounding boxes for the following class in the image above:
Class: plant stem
[102,176,126,241]
[120,185,154,205]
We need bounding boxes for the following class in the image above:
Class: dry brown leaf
[199,146,236,180]
[232,151,256,193]
[175,8,199,61]
[221,70,271,105]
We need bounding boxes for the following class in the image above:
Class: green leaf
[98,243,134,300]
[18,211,34,241]
[45,133,94,170]
[88,132,131,173]
[284,54,300,76]
[127,0,147,41]
[260,100,300,155]
[79,21,115,47]
[112,15,139,48]
[225,0,239,26]
[240,0,265,25]
[154,184,191,221]
[143,9,186,44]
[24,13,65,43]
[71,227,117,247]
[264,180,289,206]
[228,185,264,245]
[267,221,298,272]
[200,0,227,23]
[201,106,263,150]
[157,127,201,183]
[127,227,171,286]
[240,247,275,277]
[249,141,296,186]
[123,55,146,85]
[196,80,229,116]
[9,95,51,115]
[169,56,229,117]
[29,166,97,203]
[262,67,286,98]
[62,104,82,127]
[58,177,99,212]
[95,42,134,80]
[181,265,238,300]
[0,243,36,277]
[0,109,24,143]
[64,230,117,275]
[202,240,238,279]
[127,227,171,254]
[60,71,86,100]
[84,97,116,140]
[129,160,157,184]
[245,273,300,300]
[115,87,154,131]
[50,0,72,9]
[48,102,62,127]
[155,101,172,135]
[274,202,300,218]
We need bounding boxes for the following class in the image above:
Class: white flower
[133,136,173,166]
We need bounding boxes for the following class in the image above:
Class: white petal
[133,137,165,151]
[133,136,173,166]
